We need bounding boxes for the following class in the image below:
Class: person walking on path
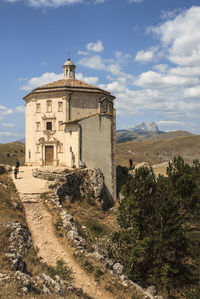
[16,159,20,171]
[14,167,18,179]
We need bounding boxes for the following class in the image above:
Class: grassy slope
[116,135,200,167]
[0,142,25,166]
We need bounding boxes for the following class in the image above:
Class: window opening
[46,122,52,130]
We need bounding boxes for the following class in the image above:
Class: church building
[23,59,116,201]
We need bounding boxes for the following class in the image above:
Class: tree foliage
[113,157,200,296]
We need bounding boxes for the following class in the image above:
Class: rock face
[57,168,104,204]
[3,221,33,254]
[33,167,106,205]
[129,122,159,132]
[2,221,33,275]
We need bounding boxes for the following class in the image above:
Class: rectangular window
[58,102,63,112]
[46,100,52,112]
[58,121,63,131]
[28,150,31,160]
[46,122,52,130]
[36,122,41,132]
[36,103,41,113]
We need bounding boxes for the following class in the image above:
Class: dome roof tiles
[23,78,114,100]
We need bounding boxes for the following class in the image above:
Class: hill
[116,129,193,143]
[116,134,200,167]
[0,142,25,166]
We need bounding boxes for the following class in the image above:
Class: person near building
[14,167,18,179]
[16,159,20,171]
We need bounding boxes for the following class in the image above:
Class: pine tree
[113,158,200,295]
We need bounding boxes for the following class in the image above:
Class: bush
[45,259,73,282]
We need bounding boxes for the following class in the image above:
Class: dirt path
[12,166,115,299]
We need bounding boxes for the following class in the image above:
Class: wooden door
[45,146,54,165]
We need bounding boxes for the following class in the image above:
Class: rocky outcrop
[3,221,33,254]
[2,221,33,275]
[57,168,104,203]
[0,271,91,298]
[33,167,106,205]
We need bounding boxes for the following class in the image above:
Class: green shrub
[45,259,73,282]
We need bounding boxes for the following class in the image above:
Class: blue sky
[0,0,200,142]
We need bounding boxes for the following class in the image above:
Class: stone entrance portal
[45,146,54,166]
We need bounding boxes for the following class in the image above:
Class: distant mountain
[116,122,163,143]
[116,121,195,143]
[129,122,160,132]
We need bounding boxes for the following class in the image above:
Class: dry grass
[0,142,25,166]
[0,174,25,224]
[116,135,200,167]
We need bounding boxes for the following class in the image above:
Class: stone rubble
[0,270,91,298]
[3,221,33,254]
[0,220,91,298]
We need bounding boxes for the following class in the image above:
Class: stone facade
[24,59,116,201]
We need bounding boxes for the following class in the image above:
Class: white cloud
[76,73,99,85]
[127,0,143,3]
[78,55,105,70]
[77,50,89,56]
[156,121,184,126]
[184,86,200,98]
[86,40,104,53]
[0,105,13,118]
[94,0,105,3]
[15,106,25,113]
[149,6,200,66]
[4,0,84,8]
[160,8,184,21]
[0,132,19,136]
[20,72,63,91]
[134,70,199,89]
[153,64,168,73]
[134,48,156,63]
[2,123,15,128]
